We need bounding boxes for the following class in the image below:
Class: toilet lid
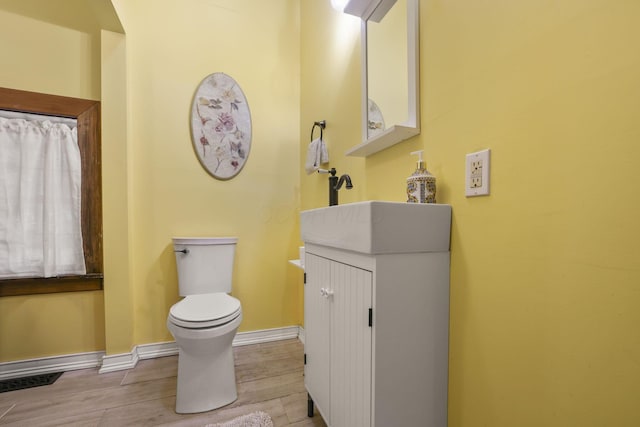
[170,293,241,324]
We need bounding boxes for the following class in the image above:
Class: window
[0,87,103,297]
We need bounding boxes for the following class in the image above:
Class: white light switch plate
[465,149,490,197]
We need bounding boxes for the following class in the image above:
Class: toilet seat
[169,293,241,329]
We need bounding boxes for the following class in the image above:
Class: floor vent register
[0,372,64,393]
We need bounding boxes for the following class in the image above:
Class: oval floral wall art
[190,72,251,180]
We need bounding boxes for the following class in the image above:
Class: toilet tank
[172,237,237,296]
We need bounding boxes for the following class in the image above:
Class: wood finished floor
[0,339,327,427]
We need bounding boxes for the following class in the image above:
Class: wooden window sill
[0,274,103,297]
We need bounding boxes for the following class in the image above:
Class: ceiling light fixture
[331,0,350,12]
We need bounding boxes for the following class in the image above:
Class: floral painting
[190,73,251,180]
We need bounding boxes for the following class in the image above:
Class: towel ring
[311,120,326,141]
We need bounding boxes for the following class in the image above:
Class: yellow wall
[1,0,301,360]
[299,2,364,210]
[0,8,105,362]
[110,0,302,345]
[436,2,640,424]
[101,28,134,355]
[0,7,100,99]
[300,0,640,426]
[3,1,639,424]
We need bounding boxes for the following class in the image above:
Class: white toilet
[167,237,243,414]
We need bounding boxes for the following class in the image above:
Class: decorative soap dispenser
[407,150,436,203]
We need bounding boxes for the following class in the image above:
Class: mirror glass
[366,0,408,138]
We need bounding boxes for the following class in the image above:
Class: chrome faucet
[318,168,353,206]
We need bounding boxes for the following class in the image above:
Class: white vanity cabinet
[301,201,452,427]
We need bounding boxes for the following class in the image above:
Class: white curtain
[0,114,86,278]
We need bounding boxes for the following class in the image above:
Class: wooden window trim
[0,87,103,297]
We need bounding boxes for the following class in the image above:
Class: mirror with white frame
[344,0,420,157]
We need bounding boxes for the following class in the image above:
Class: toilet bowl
[167,237,242,414]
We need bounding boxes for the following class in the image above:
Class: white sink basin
[300,201,451,254]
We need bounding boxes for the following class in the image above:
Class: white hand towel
[320,138,329,164]
[305,137,330,175]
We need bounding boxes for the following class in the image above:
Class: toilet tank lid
[173,237,238,245]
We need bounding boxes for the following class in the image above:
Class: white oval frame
[190,73,252,180]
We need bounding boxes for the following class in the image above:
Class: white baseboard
[233,325,301,347]
[98,350,140,374]
[99,325,303,374]
[0,351,105,381]
[137,341,179,359]
[1,326,305,379]
[98,341,181,374]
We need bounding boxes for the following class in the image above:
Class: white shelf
[288,259,304,270]
[345,125,420,157]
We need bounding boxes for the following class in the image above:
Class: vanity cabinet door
[305,253,373,427]
[304,253,332,419]
[330,261,372,427]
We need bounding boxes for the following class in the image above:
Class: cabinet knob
[320,288,334,298]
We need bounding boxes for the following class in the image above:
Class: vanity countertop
[301,201,451,254]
